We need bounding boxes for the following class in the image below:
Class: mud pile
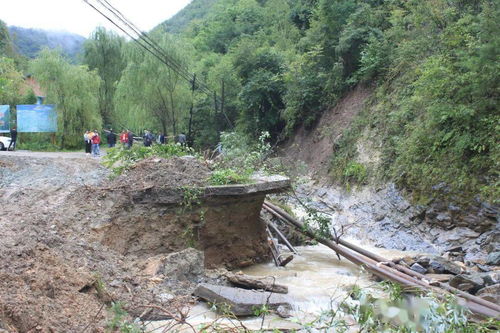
[112,156,212,189]
[0,155,217,331]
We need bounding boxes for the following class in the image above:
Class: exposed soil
[0,154,222,332]
[280,85,373,179]
[278,84,499,268]
[111,156,212,189]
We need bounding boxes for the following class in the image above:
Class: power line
[83,0,233,128]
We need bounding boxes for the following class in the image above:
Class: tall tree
[115,34,192,136]
[83,27,125,127]
[31,49,102,148]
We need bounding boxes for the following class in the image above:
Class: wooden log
[226,273,289,294]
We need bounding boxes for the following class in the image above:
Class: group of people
[84,130,102,156]
[84,128,187,155]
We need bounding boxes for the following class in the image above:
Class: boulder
[428,256,463,275]
[486,252,500,266]
[193,283,291,317]
[449,274,484,293]
[410,263,427,275]
[163,248,204,281]
[476,284,500,304]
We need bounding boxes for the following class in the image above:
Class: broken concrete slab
[226,273,288,294]
[193,283,291,317]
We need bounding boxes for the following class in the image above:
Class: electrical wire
[83,0,233,127]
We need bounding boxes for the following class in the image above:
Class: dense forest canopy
[0,0,498,203]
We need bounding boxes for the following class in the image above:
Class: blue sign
[17,104,58,133]
[0,105,9,133]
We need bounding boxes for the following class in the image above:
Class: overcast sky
[1,0,192,37]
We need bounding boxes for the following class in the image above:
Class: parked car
[0,136,12,150]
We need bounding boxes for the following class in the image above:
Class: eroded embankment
[280,84,499,270]
[0,153,285,331]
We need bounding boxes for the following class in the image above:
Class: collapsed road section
[0,153,290,331]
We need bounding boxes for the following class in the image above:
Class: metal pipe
[263,201,500,318]
[265,218,299,255]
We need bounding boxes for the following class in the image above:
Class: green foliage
[209,168,252,185]
[17,140,60,152]
[0,57,25,106]
[215,131,272,174]
[180,186,203,210]
[115,33,193,136]
[83,27,125,126]
[324,0,499,202]
[299,283,499,332]
[103,143,195,175]
[343,161,367,184]
[0,20,16,59]
[157,0,218,34]
[106,302,141,333]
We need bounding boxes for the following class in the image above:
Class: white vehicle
[0,136,12,150]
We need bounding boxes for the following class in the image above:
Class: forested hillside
[8,26,85,62]
[0,0,498,203]
[157,0,498,203]
[156,0,217,34]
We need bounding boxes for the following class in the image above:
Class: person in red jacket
[91,131,101,156]
[119,130,128,148]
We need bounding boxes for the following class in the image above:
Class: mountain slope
[154,0,218,34]
[8,26,85,62]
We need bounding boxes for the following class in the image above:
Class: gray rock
[428,256,463,275]
[449,274,484,293]
[410,263,427,275]
[476,284,500,304]
[163,248,204,281]
[193,283,291,316]
[486,251,500,266]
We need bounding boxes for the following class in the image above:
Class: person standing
[143,130,154,147]
[177,133,187,147]
[159,133,166,144]
[91,131,101,156]
[120,130,128,148]
[8,127,17,151]
[107,128,117,148]
[127,129,134,148]
[84,130,92,155]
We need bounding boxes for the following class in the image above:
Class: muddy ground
[0,152,222,332]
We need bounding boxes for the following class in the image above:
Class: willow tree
[83,27,125,127]
[30,49,102,148]
[0,57,25,106]
[114,34,192,136]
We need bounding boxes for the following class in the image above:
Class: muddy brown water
[146,243,419,331]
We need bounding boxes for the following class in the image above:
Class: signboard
[17,104,57,133]
[0,105,9,133]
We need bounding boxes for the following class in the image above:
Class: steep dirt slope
[281,85,373,179]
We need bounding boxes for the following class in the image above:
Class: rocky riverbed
[281,177,499,270]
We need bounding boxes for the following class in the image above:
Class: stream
[146,241,421,332]
[145,179,436,331]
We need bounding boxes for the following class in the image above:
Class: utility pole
[187,74,196,147]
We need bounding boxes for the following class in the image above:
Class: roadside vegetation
[1,1,497,200]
